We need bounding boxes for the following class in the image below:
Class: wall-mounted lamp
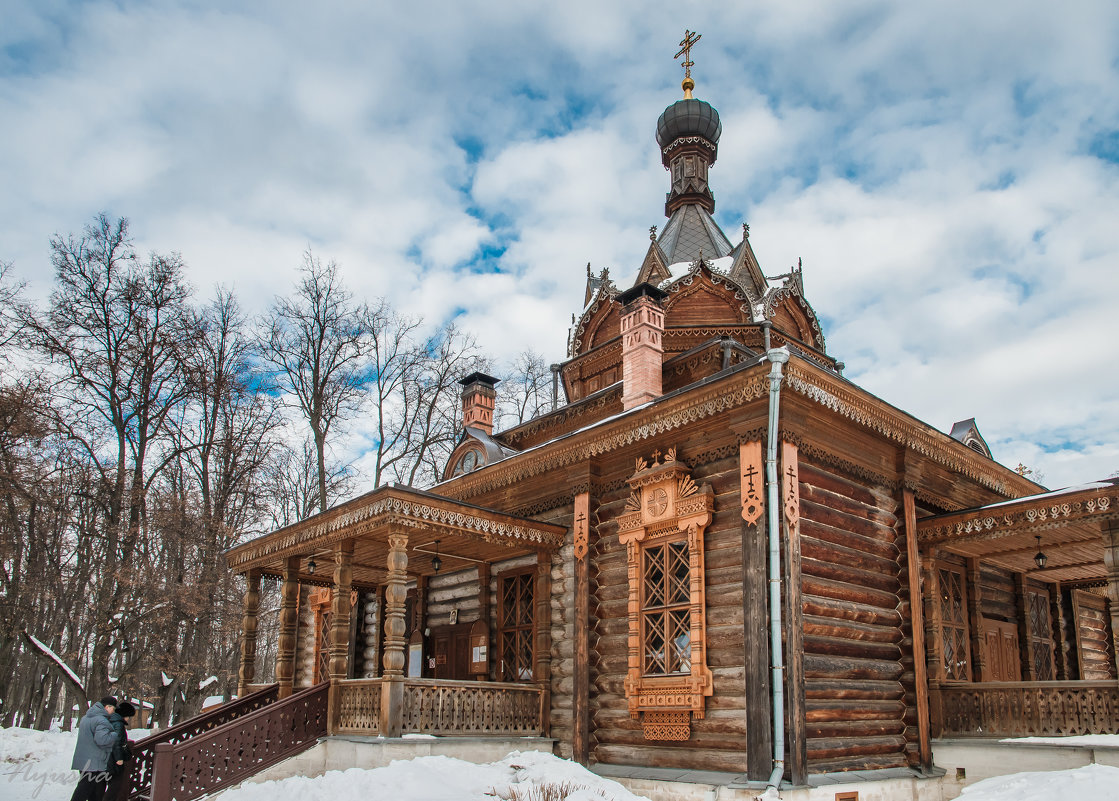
[432,540,442,575]
[1034,535,1048,570]
[307,557,317,575]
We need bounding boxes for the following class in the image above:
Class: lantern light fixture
[1034,535,1048,570]
[432,540,442,575]
[307,557,317,575]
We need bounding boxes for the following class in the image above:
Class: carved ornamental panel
[618,447,715,741]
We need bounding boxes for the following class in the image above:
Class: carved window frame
[618,448,714,741]
[497,567,536,682]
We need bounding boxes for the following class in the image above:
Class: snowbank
[221,750,649,801]
[960,764,1119,801]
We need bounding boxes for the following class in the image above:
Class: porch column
[1103,522,1119,671]
[380,531,408,737]
[903,490,932,771]
[237,570,262,696]
[967,558,986,681]
[276,556,301,698]
[1015,573,1036,680]
[1051,580,1071,680]
[327,540,354,734]
[534,549,552,736]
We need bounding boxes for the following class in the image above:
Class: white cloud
[2,0,1117,488]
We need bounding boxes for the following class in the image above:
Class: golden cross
[675,30,701,81]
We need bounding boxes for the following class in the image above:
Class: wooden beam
[237,570,262,697]
[276,556,300,698]
[781,441,806,786]
[904,490,932,771]
[327,540,354,733]
[740,441,771,781]
[573,490,591,764]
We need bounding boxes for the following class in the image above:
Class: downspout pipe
[764,347,790,793]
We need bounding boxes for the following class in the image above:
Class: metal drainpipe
[765,346,790,793]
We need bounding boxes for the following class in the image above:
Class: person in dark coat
[71,696,119,801]
[104,701,136,801]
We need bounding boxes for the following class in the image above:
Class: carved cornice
[783,432,898,492]
[443,371,772,502]
[782,361,1038,497]
[662,136,717,156]
[917,485,1119,545]
[226,487,567,572]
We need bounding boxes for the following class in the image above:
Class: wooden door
[311,589,332,685]
[983,619,1021,681]
[431,623,472,679]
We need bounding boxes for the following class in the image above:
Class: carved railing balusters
[929,680,1119,737]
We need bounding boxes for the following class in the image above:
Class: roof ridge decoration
[634,230,672,286]
[727,223,770,303]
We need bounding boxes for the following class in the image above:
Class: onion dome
[656,99,722,150]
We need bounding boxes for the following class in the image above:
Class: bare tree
[263,252,373,514]
[496,349,551,429]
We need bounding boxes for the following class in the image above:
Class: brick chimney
[459,372,499,436]
[618,283,667,410]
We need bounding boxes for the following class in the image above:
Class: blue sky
[2,0,1117,488]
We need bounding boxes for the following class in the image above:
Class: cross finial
[649,225,657,240]
[675,30,701,99]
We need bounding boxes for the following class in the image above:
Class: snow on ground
[222,750,649,801]
[1001,734,1119,747]
[1,726,151,801]
[7,725,1119,801]
[959,764,1119,801]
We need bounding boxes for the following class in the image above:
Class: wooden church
[123,35,1119,801]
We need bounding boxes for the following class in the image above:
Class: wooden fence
[930,680,1119,737]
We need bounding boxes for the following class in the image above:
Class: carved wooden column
[902,490,932,771]
[780,441,806,787]
[573,489,591,764]
[967,558,987,681]
[1015,572,1036,681]
[535,549,552,736]
[1102,522,1119,672]
[739,440,771,781]
[276,556,301,698]
[327,540,354,733]
[380,531,409,737]
[924,548,944,682]
[1051,580,1071,680]
[237,570,262,696]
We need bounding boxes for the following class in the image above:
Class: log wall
[797,459,908,773]
[591,449,749,772]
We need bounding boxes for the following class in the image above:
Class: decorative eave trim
[226,487,566,572]
[441,367,773,501]
[917,486,1119,545]
[662,136,717,156]
[782,360,1040,497]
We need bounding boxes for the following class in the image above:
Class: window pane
[644,611,666,674]
[668,541,690,605]
[669,609,691,673]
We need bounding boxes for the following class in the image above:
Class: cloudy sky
[2,0,1117,489]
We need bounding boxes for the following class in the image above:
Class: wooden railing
[148,682,328,801]
[400,678,544,736]
[117,683,279,801]
[930,680,1119,737]
[336,678,382,735]
[333,678,544,736]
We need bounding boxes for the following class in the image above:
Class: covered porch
[916,479,1119,737]
[225,484,566,738]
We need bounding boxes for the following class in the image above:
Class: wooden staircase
[115,682,329,801]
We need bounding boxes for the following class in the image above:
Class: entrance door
[431,623,473,679]
[984,618,1021,681]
